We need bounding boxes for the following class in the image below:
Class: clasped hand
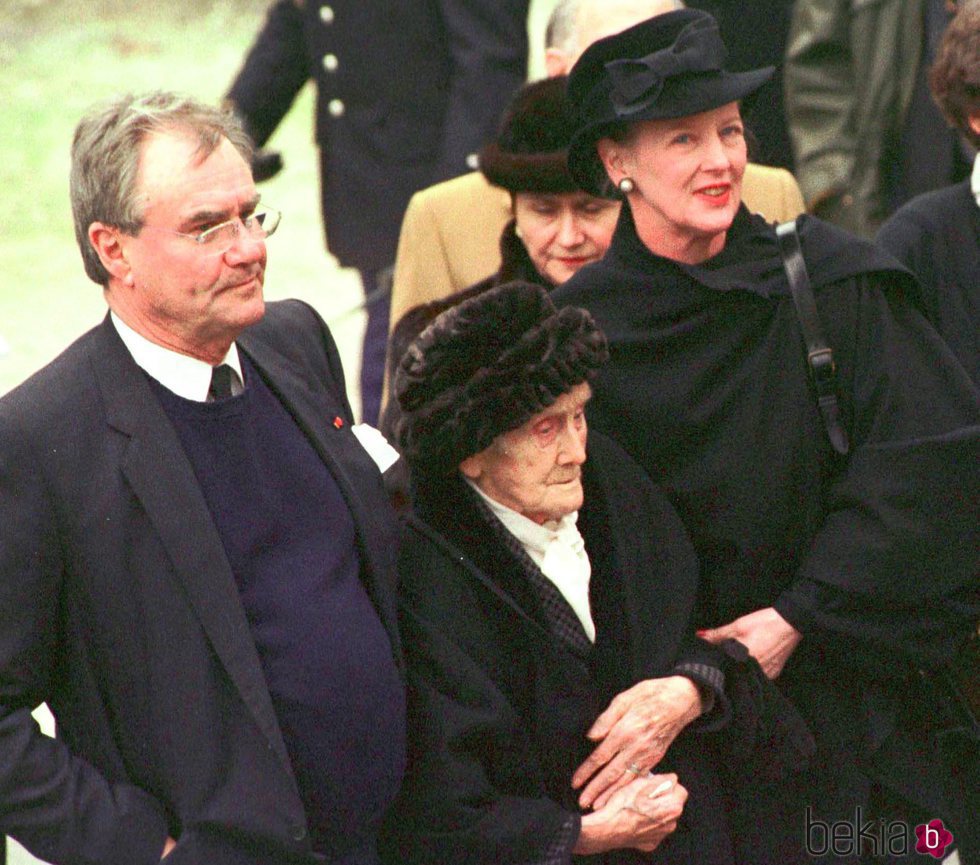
[573,773,688,855]
[697,606,801,680]
[572,676,702,810]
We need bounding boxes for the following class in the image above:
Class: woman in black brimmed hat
[381,281,813,865]
[550,6,980,853]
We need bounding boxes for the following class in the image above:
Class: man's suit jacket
[0,300,402,865]
[227,0,530,275]
[389,165,806,332]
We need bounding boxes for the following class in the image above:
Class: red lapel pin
[332,416,344,429]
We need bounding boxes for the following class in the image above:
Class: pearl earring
[618,177,635,194]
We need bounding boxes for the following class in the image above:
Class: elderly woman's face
[513,192,620,286]
[598,102,747,263]
[459,383,591,525]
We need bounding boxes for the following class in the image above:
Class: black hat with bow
[566,8,773,196]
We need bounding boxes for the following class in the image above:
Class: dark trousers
[359,267,392,426]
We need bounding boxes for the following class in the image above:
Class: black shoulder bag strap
[775,219,850,456]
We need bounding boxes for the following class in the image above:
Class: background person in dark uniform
[225,0,531,425]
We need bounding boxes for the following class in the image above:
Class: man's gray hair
[546,0,685,55]
[70,90,254,286]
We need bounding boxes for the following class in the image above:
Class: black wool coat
[383,432,811,865]
[551,206,980,824]
[877,178,979,386]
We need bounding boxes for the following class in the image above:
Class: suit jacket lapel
[89,318,294,776]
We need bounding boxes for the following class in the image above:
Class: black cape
[551,205,979,824]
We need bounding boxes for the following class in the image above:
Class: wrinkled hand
[161,837,177,860]
[574,773,687,855]
[572,676,702,810]
[698,607,801,679]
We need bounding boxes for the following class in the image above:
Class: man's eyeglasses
[141,207,282,254]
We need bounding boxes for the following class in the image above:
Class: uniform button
[320,5,334,23]
[327,99,345,118]
[290,822,307,842]
[322,53,338,72]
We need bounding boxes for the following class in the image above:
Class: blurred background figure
[388,0,805,343]
[688,0,797,171]
[225,0,532,424]
[877,0,980,387]
[785,0,975,238]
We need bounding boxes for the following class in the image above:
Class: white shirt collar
[465,478,577,546]
[466,479,595,641]
[971,152,980,209]
[110,311,243,402]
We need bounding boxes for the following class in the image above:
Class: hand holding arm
[574,774,687,855]
[697,607,802,679]
[572,676,703,810]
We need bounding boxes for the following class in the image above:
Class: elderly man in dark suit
[225,0,531,425]
[0,91,405,865]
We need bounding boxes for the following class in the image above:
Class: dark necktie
[208,364,235,401]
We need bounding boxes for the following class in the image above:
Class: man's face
[110,131,266,361]
[460,383,591,525]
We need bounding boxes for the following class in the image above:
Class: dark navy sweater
[150,356,405,862]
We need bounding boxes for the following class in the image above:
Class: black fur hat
[478,77,581,194]
[394,281,608,477]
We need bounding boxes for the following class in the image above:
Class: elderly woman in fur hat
[550,6,979,854]
[380,282,811,865]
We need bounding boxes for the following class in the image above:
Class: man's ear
[88,222,134,285]
[459,452,484,481]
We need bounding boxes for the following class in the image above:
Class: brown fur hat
[478,76,581,194]
[393,281,608,477]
